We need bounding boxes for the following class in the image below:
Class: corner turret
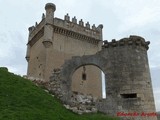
[45,3,56,24]
[25,26,33,62]
[43,3,56,48]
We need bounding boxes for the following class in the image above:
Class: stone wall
[64,92,98,114]
[30,34,158,120]
[32,68,98,114]
[48,36,157,120]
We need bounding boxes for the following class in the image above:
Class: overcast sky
[0,0,160,111]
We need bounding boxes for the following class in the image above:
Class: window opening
[121,93,137,98]
[82,65,86,80]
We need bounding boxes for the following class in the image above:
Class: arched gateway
[60,53,107,99]
[51,36,157,120]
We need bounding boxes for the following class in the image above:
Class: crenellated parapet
[28,12,46,37]
[102,35,150,50]
[63,13,102,38]
[28,18,45,43]
[27,13,46,43]
[27,3,103,47]
[27,20,45,47]
[54,14,103,40]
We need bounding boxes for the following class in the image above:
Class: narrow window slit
[82,73,86,80]
[120,93,137,98]
[82,65,86,80]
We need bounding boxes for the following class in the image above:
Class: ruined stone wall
[53,35,157,120]
[97,36,157,120]
[33,68,98,114]
[30,35,157,120]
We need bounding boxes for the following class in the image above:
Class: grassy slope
[0,68,119,120]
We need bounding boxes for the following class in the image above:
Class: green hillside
[0,67,119,120]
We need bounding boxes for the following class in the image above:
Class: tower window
[82,65,86,80]
[120,93,137,98]
[82,73,87,80]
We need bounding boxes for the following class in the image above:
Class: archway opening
[71,65,106,99]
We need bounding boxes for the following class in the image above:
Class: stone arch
[59,53,109,104]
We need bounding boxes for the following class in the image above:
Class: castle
[26,3,103,98]
[26,3,157,120]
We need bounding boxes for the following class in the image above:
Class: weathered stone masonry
[33,68,98,114]
[26,3,103,98]
[51,36,157,120]
[26,4,157,120]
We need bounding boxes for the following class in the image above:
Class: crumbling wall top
[102,35,150,50]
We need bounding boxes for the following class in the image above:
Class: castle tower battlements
[28,17,103,46]
[27,4,103,48]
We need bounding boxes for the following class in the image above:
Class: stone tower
[55,36,157,120]
[26,3,103,98]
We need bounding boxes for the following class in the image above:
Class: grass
[0,67,119,120]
